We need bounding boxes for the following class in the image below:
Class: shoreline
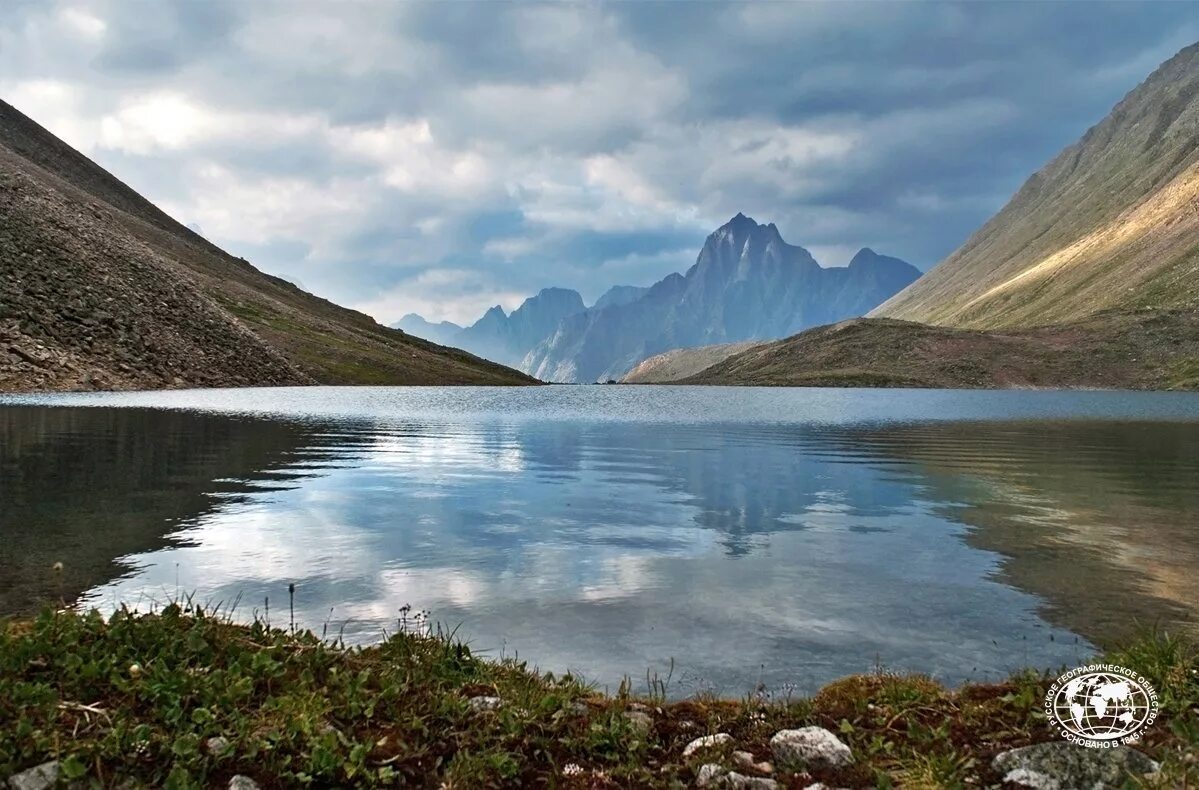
[2,607,1194,788]
[6,381,1199,396]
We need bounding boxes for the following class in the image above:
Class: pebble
[6,761,60,790]
[624,710,654,733]
[467,695,503,712]
[769,726,853,770]
[205,736,231,755]
[683,733,734,759]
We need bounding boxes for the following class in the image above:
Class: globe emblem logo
[1045,664,1158,747]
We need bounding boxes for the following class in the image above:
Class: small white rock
[228,777,260,790]
[769,726,853,770]
[1002,768,1061,790]
[732,750,774,774]
[724,773,778,789]
[205,736,231,754]
[467,695,502,712]
[624,710,654,732]
[696,765,779,790]
[683,732,734,759]
[696,763,725,787]
[7,761,60,790]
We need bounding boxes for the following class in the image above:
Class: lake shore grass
[1,605,1196,788]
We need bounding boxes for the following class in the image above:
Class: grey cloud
[94,0,245,74]
[1,1,1194,322]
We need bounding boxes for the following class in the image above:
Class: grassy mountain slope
[872,42,1199,328]
[0,100,534,391]
[620,341,760,383]
[685,43,1199,390]
[684,310,1199,389]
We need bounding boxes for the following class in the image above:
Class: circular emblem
[1044,664,1158,747]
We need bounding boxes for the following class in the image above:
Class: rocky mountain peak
[516,288,585,315]
[848,248,914,272]
[712,212,768,243]
[522,216,919,382]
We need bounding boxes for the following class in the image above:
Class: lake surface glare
[3,386,1198,697]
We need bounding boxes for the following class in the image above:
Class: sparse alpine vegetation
[872,42,1199,329]
[683,309,1199,389]
[2,606,1196,788]
[0,100,534,392]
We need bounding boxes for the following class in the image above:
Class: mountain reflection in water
[2,388,1196,695]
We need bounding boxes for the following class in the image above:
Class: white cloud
[58,7,106,39]
[351,268,528,326]
[2,79,99,152]
[98,92,323,154]
[331,119,495,198]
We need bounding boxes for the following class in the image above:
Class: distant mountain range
[399,214,920,382]
[395,286,586,369]
[0,100,534,391]
[686,42,1199,390]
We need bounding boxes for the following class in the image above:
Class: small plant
[0,606,1195,788]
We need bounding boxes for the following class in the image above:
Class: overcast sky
[2,2,1195,324]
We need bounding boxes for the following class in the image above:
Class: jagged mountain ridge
[392,314,463,347]
[522,214,921,382]
[398,287,586,369]
[872,41,1199,327]
[0,99,535,391]
[592,285,650,311]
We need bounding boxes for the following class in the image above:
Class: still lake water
[3,386,1198,696]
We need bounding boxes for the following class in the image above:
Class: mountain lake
[2,386,1197,697]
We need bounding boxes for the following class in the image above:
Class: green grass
[1165,357,1199,390]
[1,606,1196,788]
